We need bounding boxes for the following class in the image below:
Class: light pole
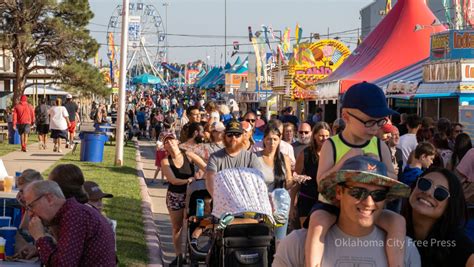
[224,0,227,67]
[115,0,129,166]
[163,2,169,62]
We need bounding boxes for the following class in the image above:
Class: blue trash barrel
[79,131,108,162]
[94,123,111,133]
[8,129,20,144]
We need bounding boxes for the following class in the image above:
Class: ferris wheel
[106,1,166,80]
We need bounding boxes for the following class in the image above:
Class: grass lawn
[0,133,38,156]
[43,142,147,266]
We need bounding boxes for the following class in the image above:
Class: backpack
[35,105,48,124]
[89,108,98,120]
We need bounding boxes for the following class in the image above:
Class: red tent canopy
[320,0,446,94]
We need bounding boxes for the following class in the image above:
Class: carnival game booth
[315,0,446,120]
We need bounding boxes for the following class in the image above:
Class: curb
[134,140,164,267]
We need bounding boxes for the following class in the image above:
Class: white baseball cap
[66,94,73,99]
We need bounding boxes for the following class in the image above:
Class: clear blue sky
[88,0,373,65]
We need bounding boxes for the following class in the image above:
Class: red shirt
[13,101,35,126]
[35,198,116,266]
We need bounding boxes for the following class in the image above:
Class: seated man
[24,180,116,266]
[273,155,420,267]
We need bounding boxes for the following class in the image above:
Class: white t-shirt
[397,133,418,168]
[48,106,69,130]
[272,227,421,267]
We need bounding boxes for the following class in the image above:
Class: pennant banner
[283,27,291,53]
[295,24,303,45]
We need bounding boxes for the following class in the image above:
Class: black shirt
[64,101,79,121]
[412,229,474,267]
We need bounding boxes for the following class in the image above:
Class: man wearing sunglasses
[274,156,419,267]
[205,119,262,196]
[292,122,312,159]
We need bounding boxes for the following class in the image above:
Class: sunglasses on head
[298,131,310,135]
[416,177,450,201]
[226,132,242,138]
[342,184,388,202]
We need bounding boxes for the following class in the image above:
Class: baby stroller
[207,168,276,267]
[183,179,213,266]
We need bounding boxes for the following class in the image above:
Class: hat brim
[363,107,399,118]
[225,129,243,134]
[319,170,411,205]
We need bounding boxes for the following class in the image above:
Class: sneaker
[65,143,70,149]
[58,149,63,153]
[53,146,58,152]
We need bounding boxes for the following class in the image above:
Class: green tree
[0,0,108,104]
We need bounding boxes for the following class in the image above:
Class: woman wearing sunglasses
[403,168,474,267]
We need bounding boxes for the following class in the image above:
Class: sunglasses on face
[347,112,388,128]
[298,131,310,135]
[245,119,256,123]
[416,177,450,201]
[226,133,242,138]
[342,184,388,202]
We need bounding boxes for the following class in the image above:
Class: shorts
[17,124,31,135]
[155,150,167,167]
[297,193,318,219]
[51,129,68,140]
[139,122,146,131]
[166,190,186,211]
[68,121,77,133]
[303,201,340,229]
[36,124,49,135]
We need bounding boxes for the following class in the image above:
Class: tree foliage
[0,0,109,104]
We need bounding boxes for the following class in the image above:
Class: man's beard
[299,136,311,145]
[224,139,243,153]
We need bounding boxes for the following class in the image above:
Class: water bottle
[196,199,204,218]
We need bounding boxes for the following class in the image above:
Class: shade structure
[317,0,447,96]
[132,73,162,85]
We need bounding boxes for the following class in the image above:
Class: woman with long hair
[160,133,206,265]
[432,133,453,168]
[294,122,331,225]
[449,133,472,171]
[256,125,293,240]
[403,168,474,266]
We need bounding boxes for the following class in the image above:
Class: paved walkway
[1,138,72,176]
[1,122,94,175]
[136,140,176,266]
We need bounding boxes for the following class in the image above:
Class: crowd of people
[8,81,474,266]
[128,82,474,266]
[9,94,80,153]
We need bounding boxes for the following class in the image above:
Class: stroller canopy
[212,168,274,224]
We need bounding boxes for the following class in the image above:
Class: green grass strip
[43,142,148,266]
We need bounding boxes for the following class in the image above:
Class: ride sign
[289,39,350,100]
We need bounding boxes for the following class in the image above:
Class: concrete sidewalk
[1,138,72,175]
[1,121,94,175]
[136,140,176,266]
